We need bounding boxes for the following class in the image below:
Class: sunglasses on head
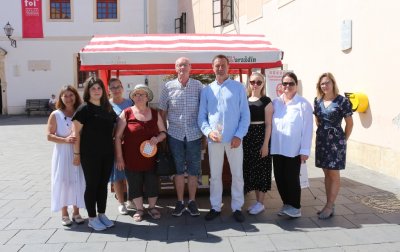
[282,81,296,87]
[249,80,263,86]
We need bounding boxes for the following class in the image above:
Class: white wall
[178,0,400,178]
[1,0,147,114]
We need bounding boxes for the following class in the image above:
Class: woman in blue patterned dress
[314,73,353,219]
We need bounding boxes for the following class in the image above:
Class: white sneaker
[249,202,265,215]
[282,205,301,218]
[88,217,107,231]
[118,204,128,215]
[98,214,114,228]
[125,200,136,210]
[277,204,290,216]
[247,202,258,212]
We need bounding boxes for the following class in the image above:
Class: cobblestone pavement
[0,115,399,251]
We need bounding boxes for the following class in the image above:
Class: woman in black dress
[72,77,117,230]
[314,72,353,219]
[243,72,273,215]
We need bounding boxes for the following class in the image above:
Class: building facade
[177,0,400,179]
[0,0,179,115]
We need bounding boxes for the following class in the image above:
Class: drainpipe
[144,0,149,85]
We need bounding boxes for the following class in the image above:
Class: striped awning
[79,34,283,75]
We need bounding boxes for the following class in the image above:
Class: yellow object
[344,92,369,113]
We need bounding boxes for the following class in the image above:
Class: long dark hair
[83,77,112,112]
[56,85,82,111]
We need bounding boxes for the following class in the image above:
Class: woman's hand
[73,154,81,166]
[115,156,125,171]
[64,135,76,144]
[260,144,269,158]
[300,154,309,163]
[149,136,159,146]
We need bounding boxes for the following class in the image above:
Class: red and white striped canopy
[79,34,283,75]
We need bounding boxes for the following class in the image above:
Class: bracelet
[73,153,80,155]
[159,131,167,135]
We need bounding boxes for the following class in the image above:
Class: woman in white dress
[47,85,86,226]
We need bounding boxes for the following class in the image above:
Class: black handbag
[155,140,176,176]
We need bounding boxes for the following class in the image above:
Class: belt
[250,121,264,125]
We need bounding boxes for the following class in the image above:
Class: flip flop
[147,207,161,220]
[133,209,144,222]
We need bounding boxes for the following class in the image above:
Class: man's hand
[230,136,241,148]
[209,131,222,142]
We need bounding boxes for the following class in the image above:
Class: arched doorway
[0,78,2,114]
[0,47,7,115]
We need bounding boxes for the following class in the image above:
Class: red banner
[21,0,43,38]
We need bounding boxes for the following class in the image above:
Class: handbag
[155,139,176,176]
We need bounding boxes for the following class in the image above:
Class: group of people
[47,54,353,231]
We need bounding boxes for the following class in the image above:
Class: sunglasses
[249,80,263,86]
[282,82,296,87]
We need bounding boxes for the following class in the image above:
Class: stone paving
[0,115,399,251]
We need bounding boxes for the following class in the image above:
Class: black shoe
[187,201,200,216]
[172,201,186,217]
[205,209,221,221]
[233,210,245,222]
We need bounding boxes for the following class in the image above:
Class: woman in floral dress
[314,72,353,219]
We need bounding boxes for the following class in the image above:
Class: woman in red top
[115,84,166,222]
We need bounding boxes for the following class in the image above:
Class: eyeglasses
[249,80,263,86]
[282,82,296,87]
[133,93,148,98]
[109,85,122,91]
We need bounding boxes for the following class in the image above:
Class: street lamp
[3,22,17,48]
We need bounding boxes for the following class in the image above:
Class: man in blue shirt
[198,54,250,222]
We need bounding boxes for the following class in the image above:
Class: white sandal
[61,216,72,226]
[72,214,85,224]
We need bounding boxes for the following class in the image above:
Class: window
[50,0,71,19]
[175,12,186,33]
[97,0,118,19]
[213,0,233,27]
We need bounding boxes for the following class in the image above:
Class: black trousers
[125,169,159,199]
[81,154,113,218]
[272,155,301,209]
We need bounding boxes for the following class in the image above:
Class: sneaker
[187,201,200,216]
[204,209,221,221]
[98,214,114,228]
[61,216,72,226]
[172,201,186,217]
[282,205,301,218]
[247,202,258,212]
[88,217,107,231]
[118,204,128,215]
[233,210,245,222]
[277,204,290,216]
[125,200,136,210]
[249,202,265,215]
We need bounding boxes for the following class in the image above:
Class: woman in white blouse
[270,72,313,218]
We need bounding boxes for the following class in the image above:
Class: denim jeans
[168,136,201,176]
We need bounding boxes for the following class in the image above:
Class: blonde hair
[316,72,339,99]
[246,72,266,97]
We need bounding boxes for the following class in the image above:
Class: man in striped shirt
[159,57,204,217]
